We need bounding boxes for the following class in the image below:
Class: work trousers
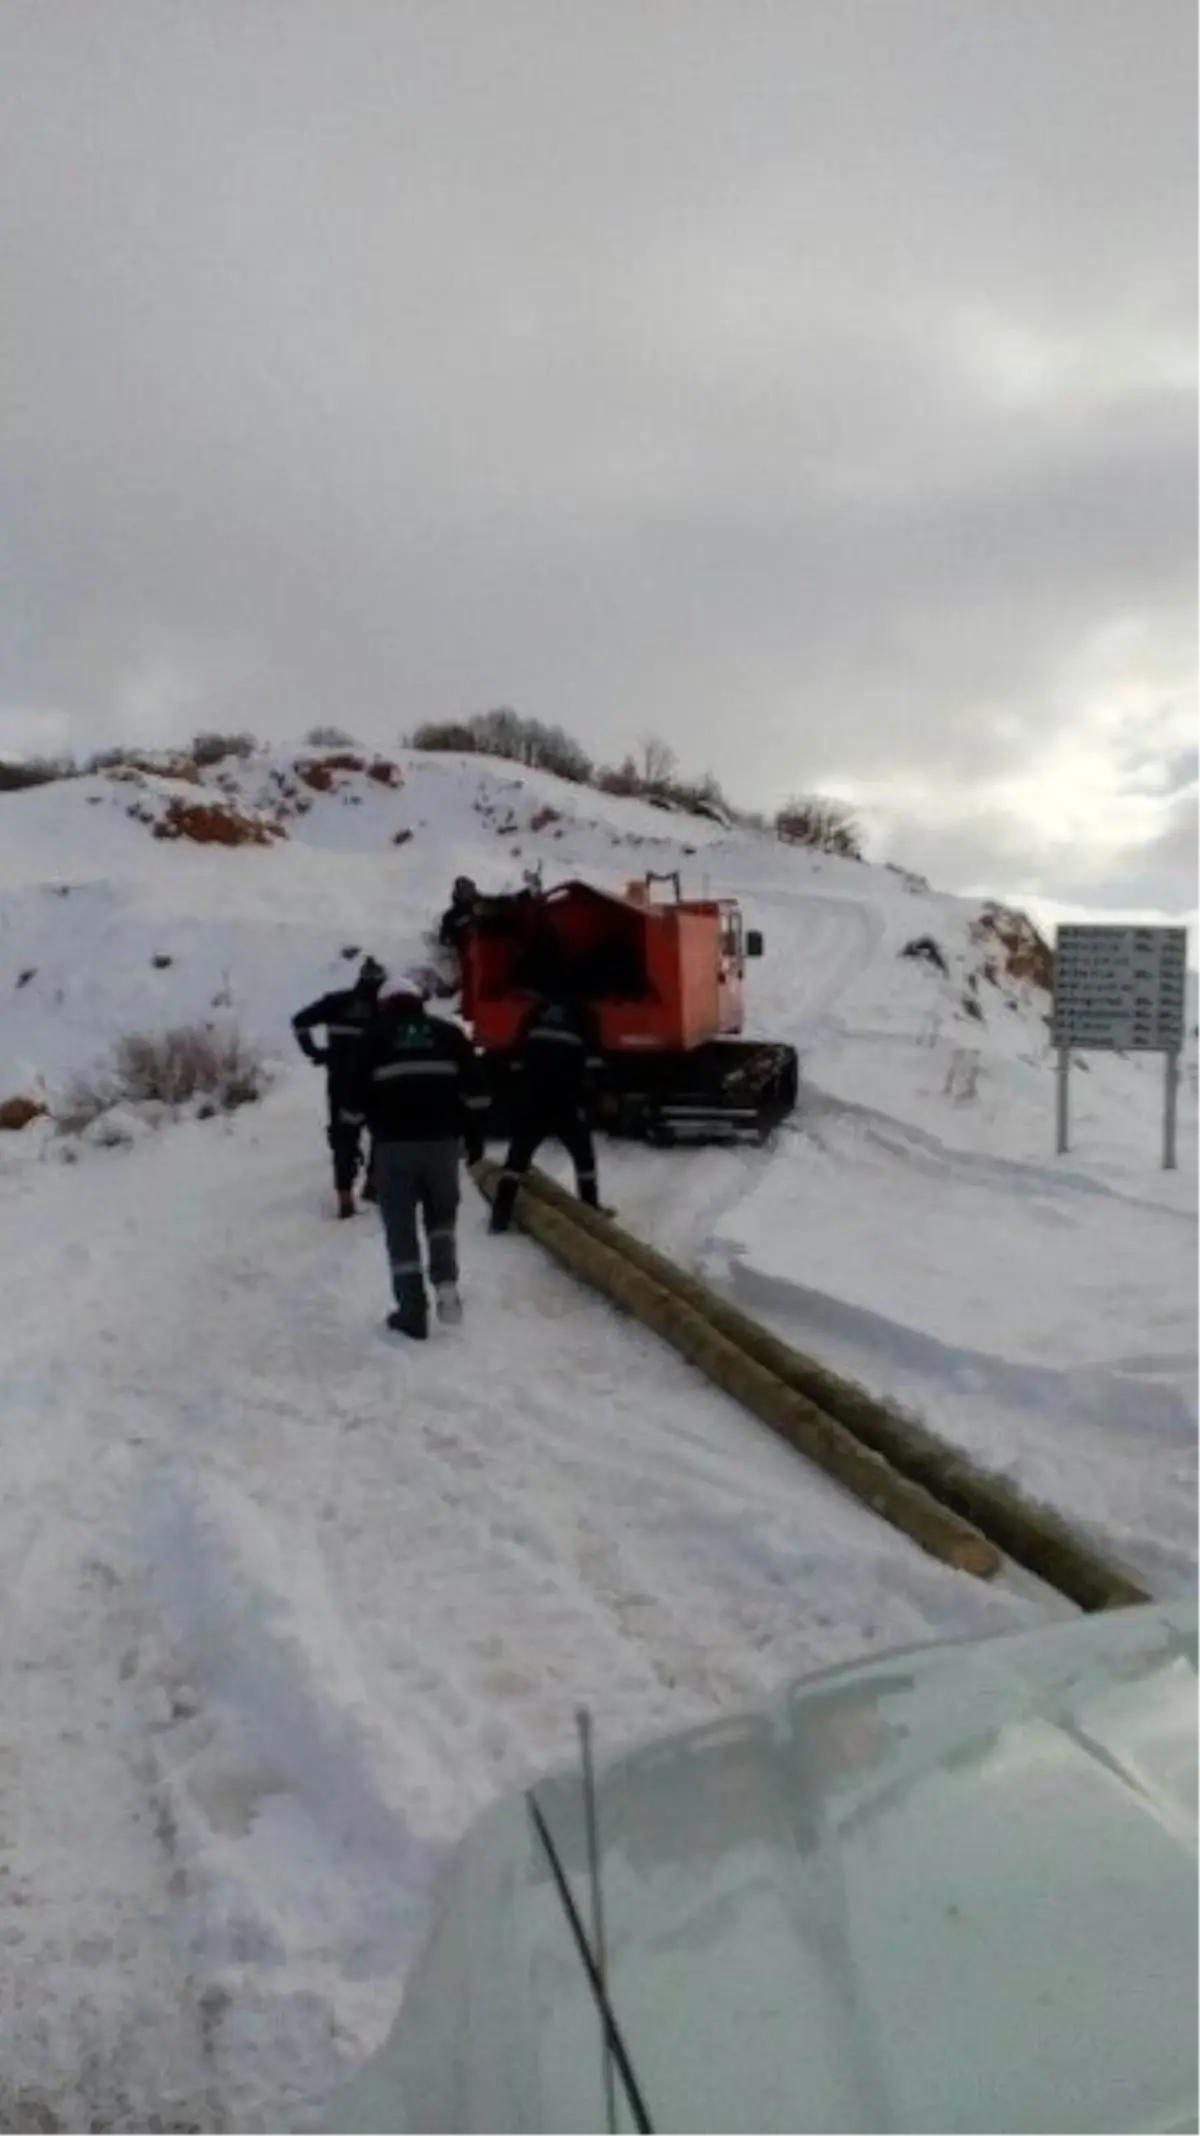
[327,1085,369,1194]
[491,1105,598,1233]
[373,1137,461,1311]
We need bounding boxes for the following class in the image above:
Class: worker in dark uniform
[488,987,605,1235]
[355,975,488,1339]
[437,876,480,968]
[292,956,386,1218]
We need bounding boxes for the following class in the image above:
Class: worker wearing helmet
[354,973,488,1339]
[488,984,606,1235]
[292,954,387,1217]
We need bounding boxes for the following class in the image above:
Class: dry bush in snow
[0,755,75,791]
[0,1094,46,1130]
[305,723,359,748]
[410,709,594,784]
[189,729,257,767]
[969,901,1053,991]
[57,1024,268,1134]
[775,795,864,858]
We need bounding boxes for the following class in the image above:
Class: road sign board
[1052,924,1188,1053]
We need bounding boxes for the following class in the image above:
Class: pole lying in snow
[477,1162,1152,1613]
[472,1161,1002,1580]
[578,1709,617,2135]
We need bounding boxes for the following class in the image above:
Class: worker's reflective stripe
[529,1028,584,1047]
[339,1110,365,1125]
[427,1226,455,1241]
[373,1058,457,1081]
[390,1259,423,1275]
[326,1024,367,1037]
[464,1093,491,1110]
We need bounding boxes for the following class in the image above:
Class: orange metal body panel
[461,879,748,1056]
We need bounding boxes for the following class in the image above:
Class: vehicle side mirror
[746,930,764,958]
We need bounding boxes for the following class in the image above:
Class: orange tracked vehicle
[459,871,798,1143]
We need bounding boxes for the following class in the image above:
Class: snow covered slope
[0,744,1194,2128]
[0,745,744,1097]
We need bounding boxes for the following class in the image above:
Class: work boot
[387,1305,428,1341]
[336,1188,355,1220]
[434,1281,463,1326]
[489,1175,519,1235]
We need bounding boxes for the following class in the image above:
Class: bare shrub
[409,718,480,753]
[189,729,257,767]
[57,1024,268,1133]
[639,734,677,787]
[969,901,1053,991]
[0,755,75,791]
[665,770,732,824]
[885,859,931,892]
[775,795,864,858]
[595,757,640,797]
[85,746,143,774]
[305,723,358,748]
[409,709,593,784]
[0,1094,46,1130]
[596,754,731,821]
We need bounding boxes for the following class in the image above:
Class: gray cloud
[0,0,1194,919]
[1110,794,1195,884]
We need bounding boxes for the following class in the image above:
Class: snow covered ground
[0,745,1194,2128]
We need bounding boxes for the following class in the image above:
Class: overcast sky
[0,0,1194,932]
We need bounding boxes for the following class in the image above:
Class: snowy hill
[0,743,1195,2129]
[0,740,1148,1117]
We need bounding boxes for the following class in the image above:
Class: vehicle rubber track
[483,1039,799,1146]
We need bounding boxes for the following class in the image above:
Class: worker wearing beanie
[292,954,387,1216]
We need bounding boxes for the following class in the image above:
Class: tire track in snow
[750,890,885,1050]
[797,1089,1200,1226]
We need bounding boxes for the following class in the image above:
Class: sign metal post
[1164,1050,1180,1172]
[1056,1046,1071,1154]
